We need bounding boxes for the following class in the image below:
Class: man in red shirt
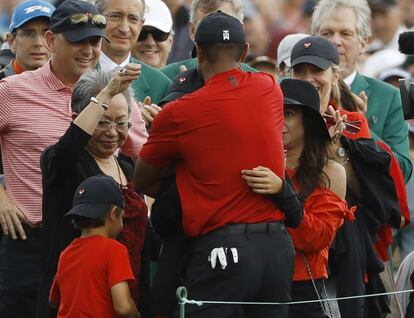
[135,11,294,317]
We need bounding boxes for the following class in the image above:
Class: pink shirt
[0,61,147,224]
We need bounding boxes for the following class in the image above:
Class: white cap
[143,0,173,33]
[378,67,411,82]
[363,49,406,78]
[277,33,308,67]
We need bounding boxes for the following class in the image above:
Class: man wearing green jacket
[313,0,412,181]
[95,0,171,104]
[161,0,256,81]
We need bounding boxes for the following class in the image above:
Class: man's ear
[359,36,368,55]
[45,30,56,53]
[240,43,249,63]
[189,22,196,41]
[195,43,204,62]
[6,32,16,54]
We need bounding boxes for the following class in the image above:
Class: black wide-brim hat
[280,78,330,141]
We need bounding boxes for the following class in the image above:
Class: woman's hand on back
[241,166,283,194]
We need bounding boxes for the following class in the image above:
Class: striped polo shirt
[0,61,148,224]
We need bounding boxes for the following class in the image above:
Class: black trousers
[181,222,295,318]
[288,280,326,318]
[0,226,43,318]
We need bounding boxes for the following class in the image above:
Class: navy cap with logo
[195,11,245,44]
[280,78,330,140]
[9,0,55,33]
[290,35,339,70]
[159,68,204,106]
[65,175,124,219]
[50,0,107,43]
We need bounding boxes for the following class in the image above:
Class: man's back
[50,235,134,318]
[142,69,285,237]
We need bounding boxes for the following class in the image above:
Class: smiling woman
[37,67,148,316]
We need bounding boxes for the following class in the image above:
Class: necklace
[113,155,124,186]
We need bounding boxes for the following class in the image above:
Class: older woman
[37,66,148,317]
[242,79,352,317]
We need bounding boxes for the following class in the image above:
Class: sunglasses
[138,29,170,42]
[323,113,362,135]
[52,13,107,30]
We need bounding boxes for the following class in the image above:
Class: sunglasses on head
[52,13,107,30]
[138,29,170,42]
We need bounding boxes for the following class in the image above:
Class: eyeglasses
[105,12,144,25]
[96,120,131,132]
[51,13,107,30]
[14,29,48,39]
[138,29,170,42]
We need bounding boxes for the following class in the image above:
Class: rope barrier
[176,286,414,311]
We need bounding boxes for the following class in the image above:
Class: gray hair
[311,0,372,40]
[94,0,145,16]
[71,69,135,114]
[190,0,244,26]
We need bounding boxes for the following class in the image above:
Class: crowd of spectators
[1,0,414,318]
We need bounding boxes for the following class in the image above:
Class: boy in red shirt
[49,175,140,318]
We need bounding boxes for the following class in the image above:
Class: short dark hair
[198,42,245,64]
[70,205,122,230]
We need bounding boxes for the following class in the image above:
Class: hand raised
[105,63,141,97]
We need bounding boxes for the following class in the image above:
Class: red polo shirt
[140,68,285,237]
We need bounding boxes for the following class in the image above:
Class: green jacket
[130,57,171,104]
[98,57,172,104]
[351,72,412,181]
[160,57,257,81]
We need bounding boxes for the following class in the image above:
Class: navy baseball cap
[291,35,339,70]
[159,68,204,106]
[195,11,245,44]
[280,79,330,141]
[9,0,55,33]
[50,0,107,43]
[65,175,124,219]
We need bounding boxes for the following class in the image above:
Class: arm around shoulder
[111,281,140,318]
[323,160,347,200]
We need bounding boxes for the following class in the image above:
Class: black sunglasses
[138,29,170,42]
[51,13,107,31]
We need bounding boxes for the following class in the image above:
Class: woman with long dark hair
[242,79,353,317]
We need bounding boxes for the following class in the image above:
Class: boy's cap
[9,0,55,33]
[65,175,124,219]
[143,0,173,33]
[291,35,339,70]
[195,11,245,44]
[50,0,107,43]
[277,33,308,67]
[280,78,330,140]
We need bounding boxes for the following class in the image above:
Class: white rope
[180,288,414,307]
